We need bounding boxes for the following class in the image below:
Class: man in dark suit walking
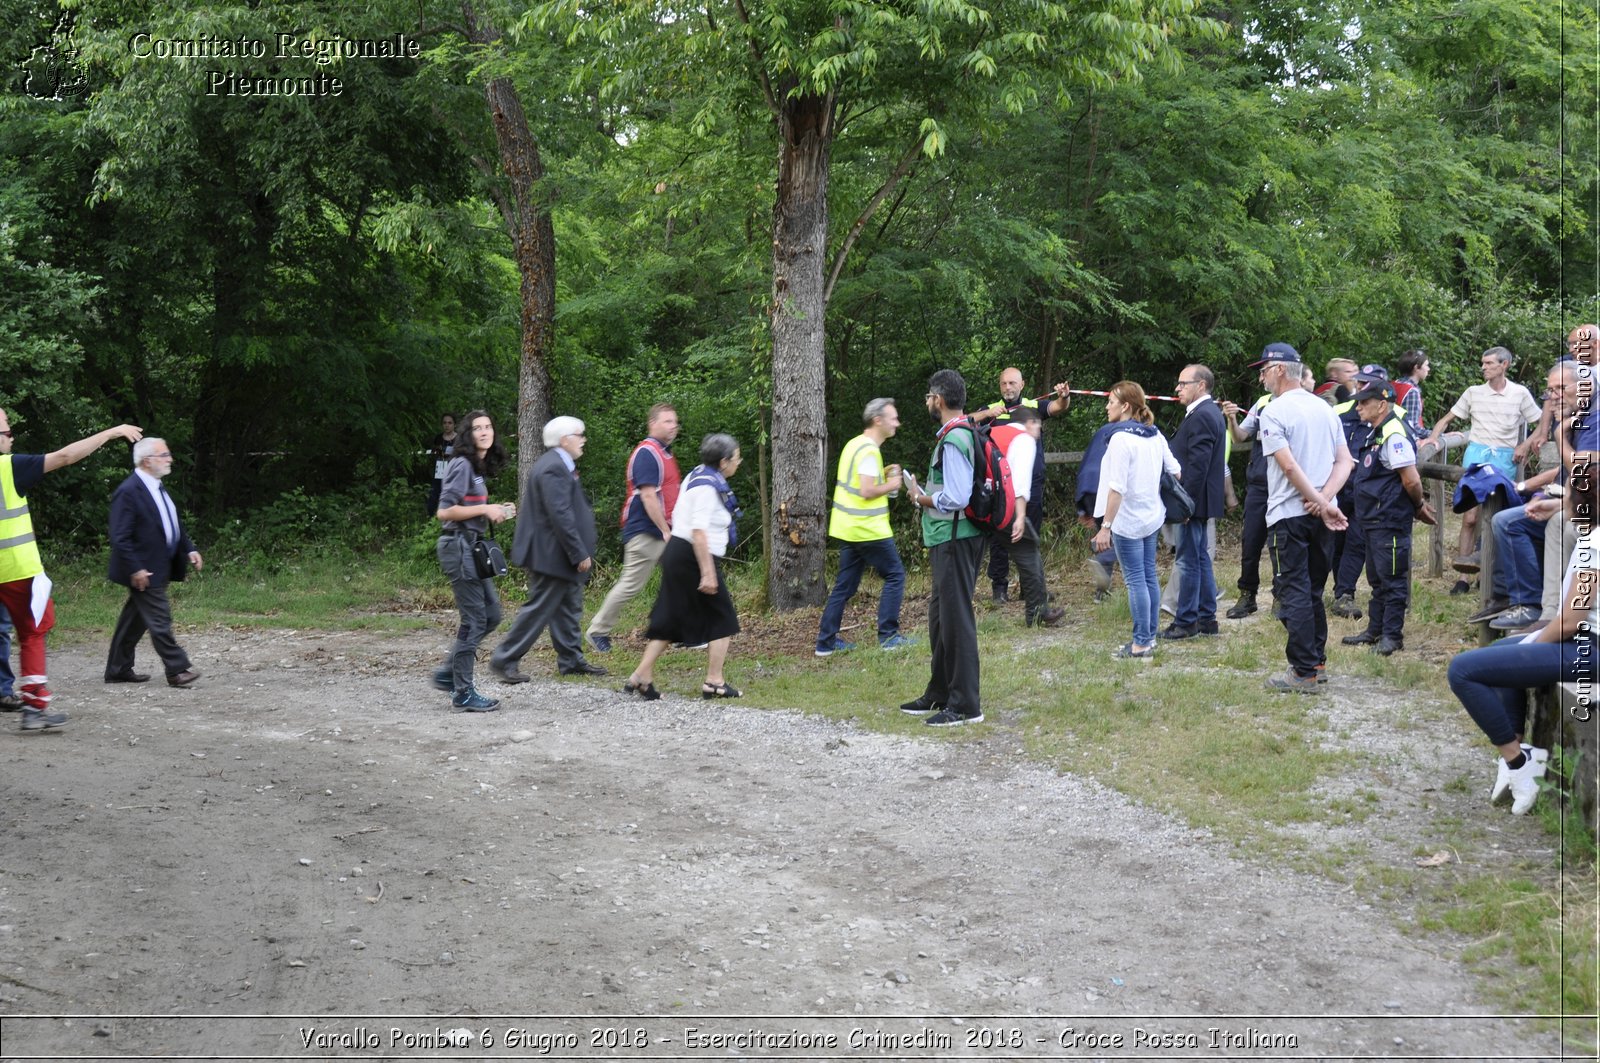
[106,438,202,687]
[490,416,608,682]
[1162,364,1228,639]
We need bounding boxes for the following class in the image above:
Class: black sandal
[701,681,742,699]
[623,679,661,701]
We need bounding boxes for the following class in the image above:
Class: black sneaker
[1330,595,1363,619]
[1158,623,1198,640]
[1226,593,1257,619]
[1466,597,1512,623]
[0,693,22,712]
[900,696,942,716]
[1449,579,1473,596]
[19,708,67,731]
[587,633,612,653]
[925,708,983,726]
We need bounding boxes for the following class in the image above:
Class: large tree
[545,0,1222,607]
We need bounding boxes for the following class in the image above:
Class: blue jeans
[1174,519,1217,627]
[1491,505,1545,607]
[1448,635,1596,747]
[1113,530,1161,646]
[0,603,12,696]
[817,538,905,648]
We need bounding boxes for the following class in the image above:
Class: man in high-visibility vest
[816,399,909,656]
[0,408,143,731]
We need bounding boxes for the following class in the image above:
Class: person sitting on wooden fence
[1446,451,1599,816]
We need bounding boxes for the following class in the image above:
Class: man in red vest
[987,407,1064,626]
[586,403,681,653]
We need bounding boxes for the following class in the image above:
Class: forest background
[2,0,1595,604]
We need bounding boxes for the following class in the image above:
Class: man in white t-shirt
[1424,346,1541,577]
[1253,342,1353,693]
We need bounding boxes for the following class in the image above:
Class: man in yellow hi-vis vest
[815,398,908,657]
[0,408,143,731]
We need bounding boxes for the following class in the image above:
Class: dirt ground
[0,620,1577,1061]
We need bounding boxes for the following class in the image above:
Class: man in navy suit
[106,438,203,687]
[1162,364,1228,639]
[489,416,607,682]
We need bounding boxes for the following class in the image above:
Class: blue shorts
[1463,441,1515,478]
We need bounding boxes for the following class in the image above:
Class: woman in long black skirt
[623,434,743,699]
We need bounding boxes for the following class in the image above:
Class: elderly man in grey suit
[490,416,608,681]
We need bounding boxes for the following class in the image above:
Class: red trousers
[0,577,56,707]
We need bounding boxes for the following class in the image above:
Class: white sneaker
[1507,748,1550,816]
[1490,745,1549,803]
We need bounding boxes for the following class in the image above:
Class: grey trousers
[439,535,503,693]
[493,571,586,673]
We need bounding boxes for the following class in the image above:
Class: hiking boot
[0,692,22,712]
[1341,631,1378,646]
[19,708,67,731]
[431,668,453,692]
[1226,592,1258,619]
[1466,597,1512,623]
[990,585,1009,605]
[1372,636,1402,656]
[1028,606,1066,628]
[1330,594,1363,620]
[1449,579,1473,596]
[451,687,500,712]
[1265,671,1320,694]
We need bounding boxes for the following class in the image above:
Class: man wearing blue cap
[1253,343,1353,692]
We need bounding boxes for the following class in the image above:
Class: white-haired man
[106,437,204,688]
[490,416,606,682]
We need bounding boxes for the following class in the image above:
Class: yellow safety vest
[828,433,892,542]
[0,455,44,583]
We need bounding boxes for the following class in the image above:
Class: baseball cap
[1354,363,1389,383]
[1250,342,1300,367]
[1351,380,1397,404]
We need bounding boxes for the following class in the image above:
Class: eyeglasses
[152,451,172,458]
[1175,380,1199,388]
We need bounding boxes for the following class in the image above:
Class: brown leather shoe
[166,670,200,688]
[489,662,531,684]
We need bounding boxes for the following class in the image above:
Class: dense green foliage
[1,0,1593,562]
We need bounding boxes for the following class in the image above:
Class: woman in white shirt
[624,434,745,700]
[1447,459,1599,815]
[1090,382,1181,659]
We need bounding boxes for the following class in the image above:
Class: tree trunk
[465,6,554,481]
[767,91,833,610]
